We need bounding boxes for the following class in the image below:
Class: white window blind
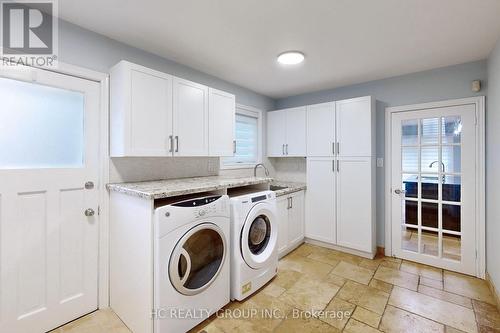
[402,118,459,174]
[223,112,259,166]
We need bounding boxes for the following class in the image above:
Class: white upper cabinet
[266,107,306,157]
[267,110,287,157]
[335,96,375,157]
[173,77,209,156]
[286,107,307,156]
[110,61,173,157]
[208,88,235,156]
[306,102,335,157]
[110,61,235,157]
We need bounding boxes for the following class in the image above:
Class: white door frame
[26,62,110,307]
[384,97,485,278]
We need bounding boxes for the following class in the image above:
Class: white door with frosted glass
[391,105,476,274]
[0,67,100,332]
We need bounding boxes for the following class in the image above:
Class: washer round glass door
[241,203,277,269]
[169,223,226,296]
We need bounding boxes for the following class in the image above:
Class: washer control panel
[170,195,227,219]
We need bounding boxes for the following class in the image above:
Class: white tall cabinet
[110,61,235,157]
[267,107,307,157]
[305,96,376,257]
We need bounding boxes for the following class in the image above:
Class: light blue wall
[275,60,488,246]
[57,20,275,111]
[487,39,500,293]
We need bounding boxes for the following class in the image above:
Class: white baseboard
[304,238,375,259]
[486,272,500,312]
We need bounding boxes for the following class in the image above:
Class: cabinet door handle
[168,135,173,152]
[233,140,236,154]
[285,144,289,155]
[337,160,340,172]
[282,144,285,156]
[337,142,340,155]
[332,142,335,155]
[175,136,179,153]
[332,159,335,173]
[290,197,293,209]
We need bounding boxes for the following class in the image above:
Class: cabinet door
[336,157,373,253]
[286,107,307,156]
[267,110,286,157]
[208,88,235,156]
[305,158,336,243]
[127,68,173,156]
[307,102,335,157]
[276,196,289,257]
[288,191,305,247]
[173,77,209,156]
[336,96,373,157]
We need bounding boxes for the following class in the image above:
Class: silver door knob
[394,189,406,195]
[84,208,95,217]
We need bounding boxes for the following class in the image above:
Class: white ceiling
[59,0,500,99]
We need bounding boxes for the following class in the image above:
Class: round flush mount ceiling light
[277,51,305,65]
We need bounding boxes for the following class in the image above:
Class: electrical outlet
[377,158,384,168]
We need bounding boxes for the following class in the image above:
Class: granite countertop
[107,175,273,199]
[270,180,307,197]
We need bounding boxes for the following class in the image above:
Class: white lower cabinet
[306,157,376,257]
[277,191,305,257]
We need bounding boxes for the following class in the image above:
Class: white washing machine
[229,190,278,301]
[154,195,230,333]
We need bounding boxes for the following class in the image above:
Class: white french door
[391,103,478,275]
[0,67,101,332]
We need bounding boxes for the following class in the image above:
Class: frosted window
[223,112,259,166]
[0,78,84,169]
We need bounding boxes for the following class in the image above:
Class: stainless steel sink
[270,185,288,191]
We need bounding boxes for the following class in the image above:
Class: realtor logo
[1,0,58,66]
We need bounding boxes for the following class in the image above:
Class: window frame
[220,104,263,170]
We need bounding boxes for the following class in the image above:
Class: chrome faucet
[429,161,446,183]
[253,163,269,177]
[429,160,445,173]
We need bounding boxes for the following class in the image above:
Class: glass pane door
[400,116,462,260]
[392,103,477,275]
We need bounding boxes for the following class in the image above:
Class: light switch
[377,158,384,168]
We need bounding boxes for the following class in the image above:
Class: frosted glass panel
[0,78,84,169]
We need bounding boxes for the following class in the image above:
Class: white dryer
[154,195,230,333]
[229,190,278,301]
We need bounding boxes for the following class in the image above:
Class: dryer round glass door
[169,223,227,296]
[240,203,278,269]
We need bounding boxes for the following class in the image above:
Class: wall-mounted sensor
[472,80,481,92]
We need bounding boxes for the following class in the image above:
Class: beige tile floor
[54,243,500,333]
[402,229,462,261]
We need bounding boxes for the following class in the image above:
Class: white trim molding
[220,103,263,170]
[384,96,485,278]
